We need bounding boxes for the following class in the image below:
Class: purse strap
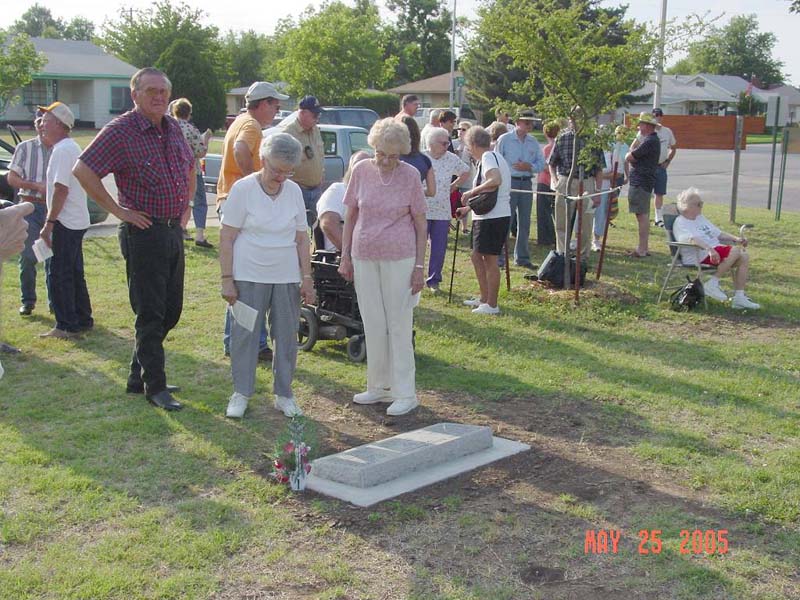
[475,151,500,186]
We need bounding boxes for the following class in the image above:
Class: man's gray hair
[260,132,303,166]
[464,126,491,150]
[424,126,450,149]
[130,67,171,92]
[676,187,703,212]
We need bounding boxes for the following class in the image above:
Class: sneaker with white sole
[463,297,482,307]
[472,303,500,315]
[731,295,761,310]
[591,240,601,252]
[353,389,392,404]
[386,397,419,416]
[226,392,249,418]
[274,395,303,417]
[704,278,728,302]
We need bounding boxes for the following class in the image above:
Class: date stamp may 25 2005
[584,529,730,556]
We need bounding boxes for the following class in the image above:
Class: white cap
[38,102,75,129]
[245,81,289,103]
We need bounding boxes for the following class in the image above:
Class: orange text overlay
[583,529,729,555]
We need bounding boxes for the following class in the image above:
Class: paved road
[667,144,798,213]
[87,144,796,239]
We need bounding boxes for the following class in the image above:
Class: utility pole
[653,0,668,109]
[449,0,457,109]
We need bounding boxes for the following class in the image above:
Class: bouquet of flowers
[271,416,315,491]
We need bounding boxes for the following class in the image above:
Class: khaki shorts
[628,185,652,215]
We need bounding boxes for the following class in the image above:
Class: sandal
[626,249,651,258]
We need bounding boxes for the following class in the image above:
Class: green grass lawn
[746,133,780,145]
[1,192,799,597]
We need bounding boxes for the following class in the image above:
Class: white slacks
[352,257,416,401]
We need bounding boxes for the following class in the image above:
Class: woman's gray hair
[424,126,450,149]
[677,187,703,212]
[464,126,491,150]
[368,118,411,155]
[260,132,303,166]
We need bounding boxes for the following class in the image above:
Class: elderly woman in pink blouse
[339,118,427,416]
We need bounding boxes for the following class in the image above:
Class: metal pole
[653,0,668,109]
[767,96,781,210]
[447,222,460,302]
[729,116,743,224]
[449,0,456,109]
[775,127,788,221]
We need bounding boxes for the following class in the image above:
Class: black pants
[119,222,184,395]
[536,182,556,246]
[49,221,92,332]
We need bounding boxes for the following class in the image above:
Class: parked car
[0,126,108,223]
[201,124,371,195]
[278,107,379,130]
[414,106,479,129]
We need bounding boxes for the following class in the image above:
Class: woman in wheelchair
[673,187,759,309]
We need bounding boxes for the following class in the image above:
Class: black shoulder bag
[468,152,499,216]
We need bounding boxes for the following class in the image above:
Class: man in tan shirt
[216,81,287,210]
[278,95,325,227]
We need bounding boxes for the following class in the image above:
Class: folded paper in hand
[229,301,258,332]
[33,238,53,262]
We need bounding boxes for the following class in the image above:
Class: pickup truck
[201,124,371,194]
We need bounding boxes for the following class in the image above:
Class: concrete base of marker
[306,431,530,507]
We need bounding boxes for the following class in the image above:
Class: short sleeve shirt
[217,112,262,201]
[425,151,469,220]
[79,110,194,219]
[629,132,660,191]
[472,151,511,222]
[47,138,89,230]
[278,119,324,188]
[673,214,721,266]
[177,118,206,170]
[9,137,51,201]
[316,182,346,251]
[343,160,426,261]
[220,174,307,283]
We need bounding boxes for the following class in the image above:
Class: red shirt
[79,110,194,218]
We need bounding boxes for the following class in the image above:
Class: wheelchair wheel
[346,334,367,362]
[298,307,318,352]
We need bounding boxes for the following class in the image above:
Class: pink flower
[304,463,312,474]
[283,441,295,454]
[299,443,310,456]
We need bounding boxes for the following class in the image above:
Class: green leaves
[0,34,45,117]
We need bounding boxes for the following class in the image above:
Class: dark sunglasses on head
[304,146,314,159]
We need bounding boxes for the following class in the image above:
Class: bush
[342,90,399,118]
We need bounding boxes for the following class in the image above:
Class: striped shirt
[9,137,51,201]
[79,110,194,219]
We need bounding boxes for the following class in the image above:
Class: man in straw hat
[624,111,661,257]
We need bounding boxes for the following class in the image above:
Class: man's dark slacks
[119,221,184,395]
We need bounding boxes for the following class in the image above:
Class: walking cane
[596,161,618,280]
[503,238,511,291]
[447,221,460,303]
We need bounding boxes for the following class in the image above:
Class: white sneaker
[353,389,392,404]
[226,392,249,418]
[274,395,303,417]
[386,397,419,416]
[463,297,482,307]
[704,278,728,302]
[732,295,761,310]
[591,240,601,252]
[569,239,577,251]
[472,303,500,315]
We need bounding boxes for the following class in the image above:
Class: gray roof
[629,75,734,105]
[30,37,137,79]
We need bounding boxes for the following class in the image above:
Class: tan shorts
[628,185,652,215]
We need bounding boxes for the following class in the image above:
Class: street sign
[455,76,465,87]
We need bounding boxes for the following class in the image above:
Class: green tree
[0,34,46,117]
[157,39,226,130]
[789,1,799,14]
[10,4,64,38]
[462,0,629,119]
[100,0,222,70]
[220,29,288,86]
[383,0,453,84]
[277,2,394,103]
[667,15,785,85]
[63,17,95,41]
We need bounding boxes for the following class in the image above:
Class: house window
[22,80,54,106]
[695,81,705,88]
[111,86,134,114]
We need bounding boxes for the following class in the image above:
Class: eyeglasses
[266,161,295,179]
[141,87,170,98]
[375,151,399,160]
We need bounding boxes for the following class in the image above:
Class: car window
[349,131,370,155]
[322,131,337,156]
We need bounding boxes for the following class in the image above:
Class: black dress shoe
[258,348,273,362]
[127,383,181,394]
[146,390,183,411]
[19,304,34,316]
[195,239,214,248]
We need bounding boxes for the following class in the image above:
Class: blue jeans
[19,202,52,307]
[509,178,532,264]
[301,186,323,228]
[192,172,207,229]
[593,191,610,238]
[48,221,92,332]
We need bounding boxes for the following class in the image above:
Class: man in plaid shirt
[548,109,605,259]
[74,67,195,412]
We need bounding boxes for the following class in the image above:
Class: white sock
[734,290,746,299]
[708,276,720,286]
[655,208,663,221]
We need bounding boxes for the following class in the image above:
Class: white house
[2,37,138,128]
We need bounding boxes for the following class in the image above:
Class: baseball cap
[651,107,664,117]
[298,95,323,115]
[245,81,289,103]
[38,102,75,129]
